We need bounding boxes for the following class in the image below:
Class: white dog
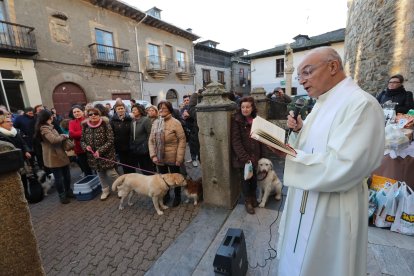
[256,158,282,208]
[36,170,55,196]
[112,173,187,215]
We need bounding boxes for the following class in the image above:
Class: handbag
[130,140,149,155]
[62,138,75,151]
[244,161,253,180]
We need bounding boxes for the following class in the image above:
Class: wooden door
[52,82,86,118]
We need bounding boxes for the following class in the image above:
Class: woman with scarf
[130,104,155,175]
[377,74,414,113]
[148,101,186,207]
[34,110,73,204]
[231,96,265,214]
[0,111,31,159]
[69,105,93,176]
[81,108,118,200]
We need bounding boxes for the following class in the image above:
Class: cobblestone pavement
[29,150,202,275]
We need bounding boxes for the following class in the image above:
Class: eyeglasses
[88,113,99,117]
[297,61,330,81]
[388,81,401,84]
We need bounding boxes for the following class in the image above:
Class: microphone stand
[293,190,309,253]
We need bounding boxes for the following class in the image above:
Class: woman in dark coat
[81,108,118,200]
[231,96,264,214]
[376,74,414,113]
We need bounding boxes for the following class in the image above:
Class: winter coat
[110,112,132,152]
[376,87,414,113]
[69,117,86,155]
[131,116,152,145]
[40,125,70,168]
[81,117,116,171]
[231,112,263,168]
[148,114,186,164]
[0,128,30,154]
[13,114,35,149]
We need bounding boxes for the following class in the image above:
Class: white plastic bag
[391,183,414,235]
[244,161,253,180]
[374,182,399,228]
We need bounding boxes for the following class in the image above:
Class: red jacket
[69,117,85,155]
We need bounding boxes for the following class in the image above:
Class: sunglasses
[88,113,99,117]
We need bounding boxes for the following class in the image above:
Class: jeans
[50,165,71,198]
[239,167,257,198]
[77,152,93,175]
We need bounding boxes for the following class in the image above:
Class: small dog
[112,173,187,215]
[256,158,282,208]
[184,177,203,205]
[36,170,55,196]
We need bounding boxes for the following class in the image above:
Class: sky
[121,0,348,54]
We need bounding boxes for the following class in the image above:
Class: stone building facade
[344,0,414,94]
[1,0,198,115]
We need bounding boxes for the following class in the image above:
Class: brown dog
[183,177,203,205]
[112,173,187,215]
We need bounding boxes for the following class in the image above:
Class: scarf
[385,86,406,97]
[155,115,168,162]
[0,126,17,137]
[87,118,102,128]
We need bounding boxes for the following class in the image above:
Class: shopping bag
[244,161,253,180]
[368,189,377,219]
[391,183,414,235]
[374,182,399,228]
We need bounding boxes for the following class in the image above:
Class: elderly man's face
[297,53,333,98]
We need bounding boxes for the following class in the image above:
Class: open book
[250,116,297,157]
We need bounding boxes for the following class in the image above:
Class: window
[239,68,245,86]
[95,29,115,61]
[217,71,224,84]
[148,44,160,69]
[276,58,284,78]
[0,70,26,113]
[176,51,185,70]
[202,69,211,87]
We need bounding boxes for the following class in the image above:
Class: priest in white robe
[277,47,385,276]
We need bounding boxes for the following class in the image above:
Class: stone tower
[344,0,414,94]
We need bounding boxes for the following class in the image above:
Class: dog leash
[86,148,157,175]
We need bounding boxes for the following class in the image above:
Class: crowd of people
[0,96,202,206]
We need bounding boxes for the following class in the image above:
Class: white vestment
[277,77,385,276]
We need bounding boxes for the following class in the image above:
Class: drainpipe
[135,14,147,100]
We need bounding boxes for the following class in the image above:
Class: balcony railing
[0,20,37,55]
[89,43,130,67]
[175,61,195,80]
[146,55,173,79]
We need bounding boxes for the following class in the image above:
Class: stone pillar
[196,82,239,209]
[284,44,295,96]
[250,87,268,119]
[0,142,45,275]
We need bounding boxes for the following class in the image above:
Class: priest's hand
[288,111,303,132]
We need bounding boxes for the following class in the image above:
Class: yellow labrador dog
[257,158,282,207]
[112,173,187,215]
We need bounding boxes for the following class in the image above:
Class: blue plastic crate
[74,175,101,201]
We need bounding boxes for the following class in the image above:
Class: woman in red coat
[231,96,264,214]
[69,105,92,176]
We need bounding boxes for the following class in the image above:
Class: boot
[67,189,75,199]
[245,198,255,214]
[100,187,110,200]
[59,193,70,204]
[251,196,259,208]
[163,191,171,205]
[172,187,181,207]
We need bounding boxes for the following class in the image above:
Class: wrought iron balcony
[175,61,195,80]
[0,20,37,55]
[146,55,173,79]
[89,43,130,67]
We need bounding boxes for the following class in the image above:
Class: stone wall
[345,0,414,94]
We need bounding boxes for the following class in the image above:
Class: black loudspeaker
[213,228,248,276]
